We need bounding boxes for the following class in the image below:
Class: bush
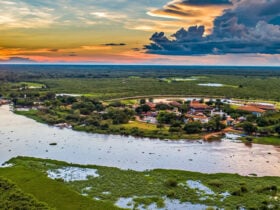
[208,179,223,188]
[165,178,178,188]
[184,122,202,134]
[166,190,176,198]
[231,188,242,196]
[240,186,248,193]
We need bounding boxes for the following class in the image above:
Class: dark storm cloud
[131,48,141,51]
[0,57,36,63]
[145,0,280,55]
[68,52,77,56]
[48,49,59,52]
[102,43,126,46]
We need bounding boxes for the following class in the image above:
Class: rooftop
[237,105,266,113]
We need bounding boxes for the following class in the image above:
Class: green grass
[0,177,51,210]
[36,75,280,101]
[122,121,164,131]
[246,136,280,146]
[0,160,121,210]
[8,82,46,89]
[19,82,45,88]
[120,99,138,105]
[14,110,46,124]
[1,157,279,210]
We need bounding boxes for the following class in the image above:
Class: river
[0,105,279,176]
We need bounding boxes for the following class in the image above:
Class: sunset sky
[0,0,279,65]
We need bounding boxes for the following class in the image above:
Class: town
[2,92,279,143]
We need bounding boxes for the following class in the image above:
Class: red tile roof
[237,105,266,113]
[169,101,181,107]
[190,101,210,109]
[248,104,276,111]
[146,102,156,108]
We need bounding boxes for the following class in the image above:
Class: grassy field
[122,121,165,131]
[0,159,121,210]
[0,157,279,210]
[35,75,280,100]
[14,110,45,123]
[0,177,51,209]
[19,82,45,88]
[245,136,280,146]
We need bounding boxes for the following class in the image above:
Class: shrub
[208,179,223,188]
[165,178,178,188]
[240,186,248,193]
[166,190,176,198]
[231,188,242,196]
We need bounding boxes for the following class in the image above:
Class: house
[143,116,157,124]
[169,101,181,107]
[237,105,266,117]
[142,111,157,117]
[226,116,235,126]
[238,116,246,122]
[248,103,276,112]
[190,101,211,113]
[186,113,209,124]
[211,109,226,118]
[146,102,156,110]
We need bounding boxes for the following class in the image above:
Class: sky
[0,0,279,65]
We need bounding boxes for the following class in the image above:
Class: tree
[206,99,214,106]
[206,116,225,131]
[135,104,151,114]
[242,122,257,135]
[109,101,124,107]
[45,92,56,100]
[169,121,182,133]
[157,111,178,124]
[215,99,223,109]
[107,108,133,124]
[183,122,202,134]
[256,117,269,127]
[274,124,280,135]
[199,98,204,103]
[156,103,170,111]
[179,104,189,113]
[140,99,146,105]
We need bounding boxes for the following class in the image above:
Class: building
[186,113,209,124]
[211,109,226,118]
[226,116,235,126]
[169,101,182,107]
[248,103,276,112]
[190,101,211,113]
[146,102,156,110]
[237,105,266,117]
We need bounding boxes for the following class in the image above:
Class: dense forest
[0,65,280,81]
[0,65,280,101]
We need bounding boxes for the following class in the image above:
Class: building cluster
[136,99,277,126]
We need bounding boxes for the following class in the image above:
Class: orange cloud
[148,0,232,34]
[81,45,112,51]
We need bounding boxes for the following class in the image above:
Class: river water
[0,105,279,176]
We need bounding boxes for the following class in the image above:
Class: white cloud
[0,1,57,28]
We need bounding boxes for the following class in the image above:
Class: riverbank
[1,104,280,176]
[14,109,205,141]
[15,107,280,146]
[1,157,279,210]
